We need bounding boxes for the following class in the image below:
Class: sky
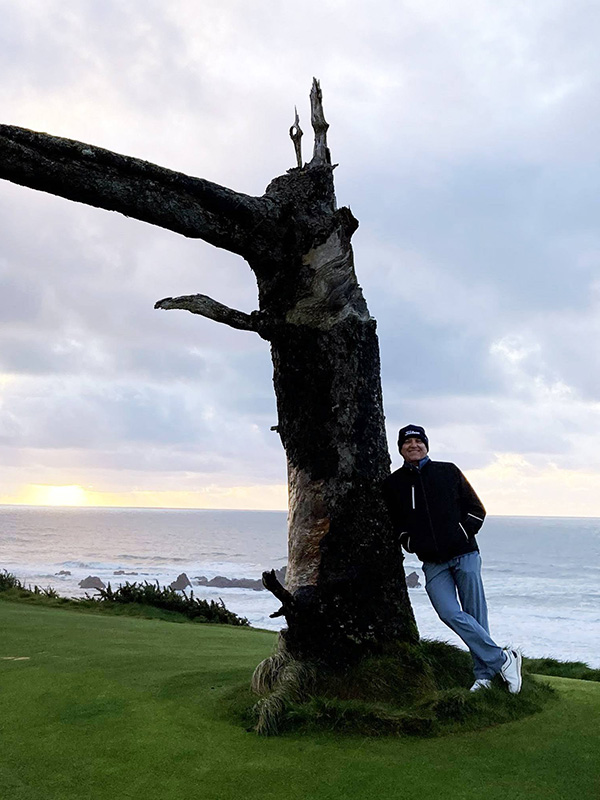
[1,0,600,515]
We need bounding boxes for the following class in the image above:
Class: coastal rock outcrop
[194,566,287,592]
[78,576,106,590]
[170,573,192,591]
[406,571,421,588]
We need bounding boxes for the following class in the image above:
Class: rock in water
[214,576,263,590]
[406,571,421,588]
[78,576,106,589]
[170,573,192,591]
[193,566,287,592]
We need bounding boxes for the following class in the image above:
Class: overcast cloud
[1,0,600,514]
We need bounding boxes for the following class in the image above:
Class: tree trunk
[0,79,417,683]
[248,163,417,664]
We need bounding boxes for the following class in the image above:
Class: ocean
[1,506,598,668]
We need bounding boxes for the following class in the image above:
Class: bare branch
[289,107,303,168]
[0,124,273,257]
[262,569,294,618]
[309,78,330,166]
[154,293,262,332]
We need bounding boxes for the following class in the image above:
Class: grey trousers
[422,551,505,680]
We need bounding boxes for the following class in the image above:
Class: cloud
[467,454,600,517]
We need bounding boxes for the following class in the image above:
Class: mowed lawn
[0,600,598,800]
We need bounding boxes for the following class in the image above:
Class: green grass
[524,656,600,682]
[1,599,598,800]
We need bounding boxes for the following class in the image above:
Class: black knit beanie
[397,424,429,452]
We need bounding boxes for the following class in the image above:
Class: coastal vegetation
[0,599,598,800]
[523,657,600,682]
[0,569,249,626]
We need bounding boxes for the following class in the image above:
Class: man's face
[401,437,428,464]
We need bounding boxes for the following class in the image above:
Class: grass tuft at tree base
[246,637,557,737]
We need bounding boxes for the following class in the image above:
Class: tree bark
[0,80,417,670]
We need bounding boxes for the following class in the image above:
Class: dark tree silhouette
[0,80,417,725]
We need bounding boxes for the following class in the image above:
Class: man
[383,424,522,693]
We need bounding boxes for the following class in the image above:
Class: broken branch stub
[289,106,303,168]
[309,78,330,167]
[154,293,265,335]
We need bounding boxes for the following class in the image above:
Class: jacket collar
[403,455,430,472]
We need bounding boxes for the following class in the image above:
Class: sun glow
[26,484,89,506]
[0,482,288,510]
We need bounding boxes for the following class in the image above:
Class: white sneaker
[470,679,492,692]
[500,648,523,694]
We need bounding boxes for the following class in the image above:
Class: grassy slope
[0,600,598,800]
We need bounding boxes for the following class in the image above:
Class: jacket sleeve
[457,469,486,537]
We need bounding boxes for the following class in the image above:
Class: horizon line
[0,502,598,521]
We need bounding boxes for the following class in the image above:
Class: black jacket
[382,459,486,564]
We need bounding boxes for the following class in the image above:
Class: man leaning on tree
[383,424,522,693]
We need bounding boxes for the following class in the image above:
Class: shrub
[87,580,250,626]
[0,569,60,598]
[0,569,21,591]
[0,569,249,627]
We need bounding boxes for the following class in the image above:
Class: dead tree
[0,80,416,678]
